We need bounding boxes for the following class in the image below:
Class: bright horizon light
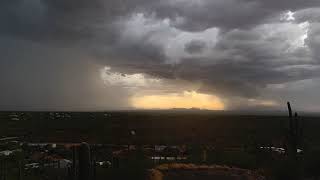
[131,91,225,110]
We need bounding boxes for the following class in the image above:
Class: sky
[1,0,320,111]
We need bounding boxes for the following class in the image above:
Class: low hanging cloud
[184,40,207,54]
[1,0,320,111]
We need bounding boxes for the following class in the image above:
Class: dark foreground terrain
[1,110,320,146]
[0,110,320,180]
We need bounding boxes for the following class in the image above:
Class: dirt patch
[147,163,265,180]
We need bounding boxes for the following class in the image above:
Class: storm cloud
[1,0,320,111]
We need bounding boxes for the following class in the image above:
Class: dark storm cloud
[185,40,207,54]
[1,0,319,37]
[0,0,132,43]
[294,8,320,23]
[1,0,320,110]
[145,0,320,31]
[2,0,317,41]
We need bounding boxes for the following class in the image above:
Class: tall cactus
[18,161,22,180]
[71,146,77,180]
[91,147,96,180]
[286,102,303,160]
[70,143,94,180]
[0,158,7,180]
[78,142,92,180]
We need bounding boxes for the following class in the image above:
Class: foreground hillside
[0,111,319,147]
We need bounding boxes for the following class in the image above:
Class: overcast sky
[1,0,320,111]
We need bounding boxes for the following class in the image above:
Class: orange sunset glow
[131,91,225,110]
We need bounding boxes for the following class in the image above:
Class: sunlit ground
[131,91,225,110]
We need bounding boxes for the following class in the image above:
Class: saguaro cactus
[91,148,97,180]
[286,102,303,160]
[71,146,77,180]
[78,142,92,180]
[18,161,22,180]
[0,158,7,180]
